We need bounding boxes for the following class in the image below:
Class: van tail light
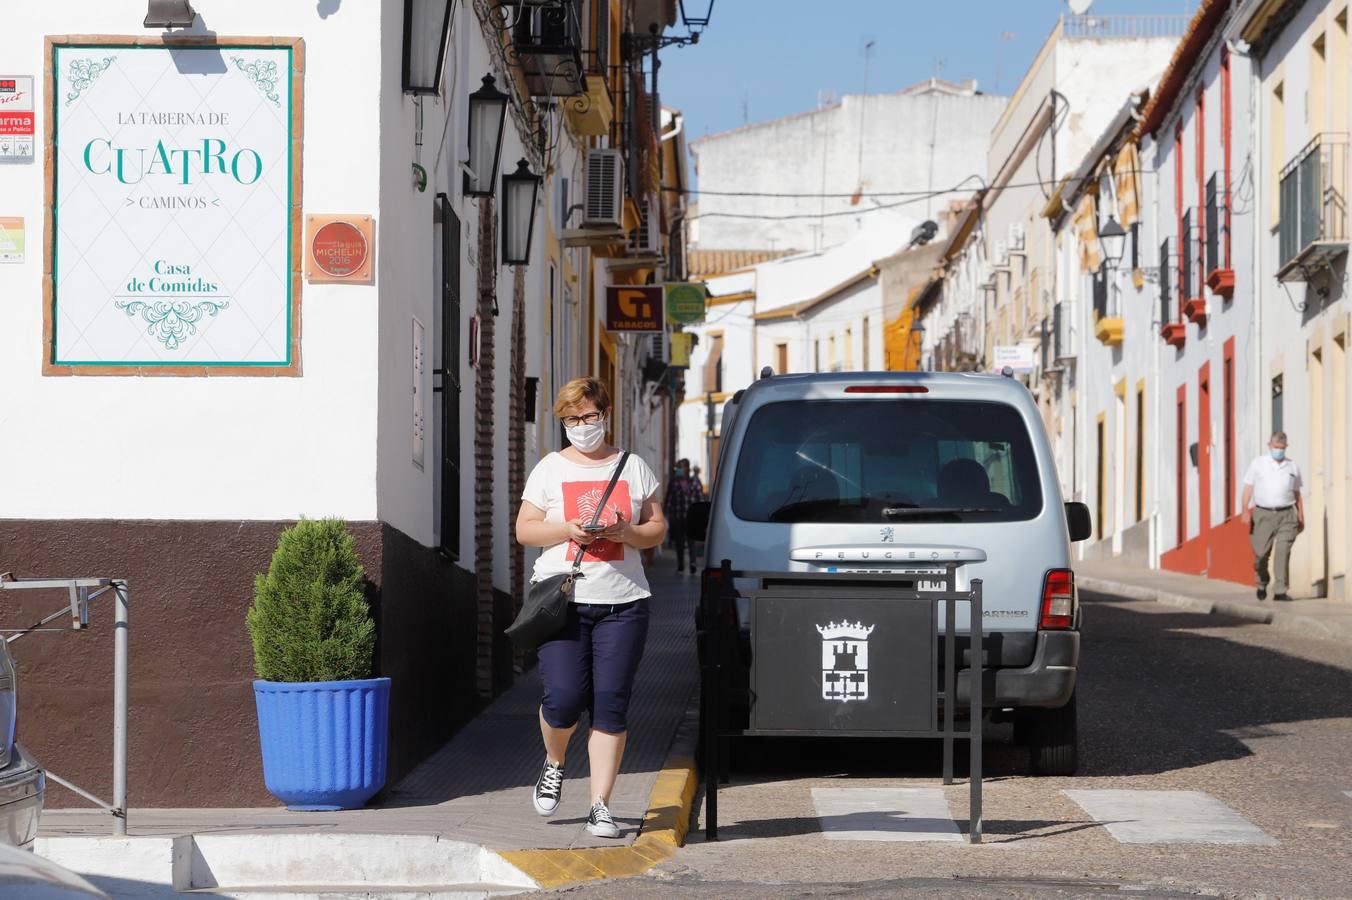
[1040,569,1077,630]
[702,567,738,626]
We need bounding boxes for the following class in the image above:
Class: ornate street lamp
[502,159,542,265]
[464,74,509,197]
[1099,215,1128,272]
[679,0,716,30]
[403,0,454,94]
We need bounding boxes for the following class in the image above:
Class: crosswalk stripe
[811,787,963,842]
[1064,790,1277,845]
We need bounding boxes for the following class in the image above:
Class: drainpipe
[1245,41,1263,465]
[1150,145,1163,570]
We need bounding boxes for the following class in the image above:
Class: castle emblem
[816,620,875,702]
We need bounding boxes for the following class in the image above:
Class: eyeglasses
[560,411,603,428]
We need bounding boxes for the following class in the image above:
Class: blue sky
[661,0,1199,143]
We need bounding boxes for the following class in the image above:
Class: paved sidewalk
[1076,557,1352,645]
[40,552,700,854]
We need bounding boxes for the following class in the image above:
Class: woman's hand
[595,515,632,546]
[566,518,598,545]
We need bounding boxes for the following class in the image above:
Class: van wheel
[1018,695,1078,776]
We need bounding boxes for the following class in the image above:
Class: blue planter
[253,677,390,811]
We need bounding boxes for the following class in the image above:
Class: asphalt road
[559,589,1352,899]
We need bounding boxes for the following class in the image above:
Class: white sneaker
[532,760,564,816]
[586,798,621,838]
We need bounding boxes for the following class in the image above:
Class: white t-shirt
[1243,455,1303,509]
[522,450,660,603]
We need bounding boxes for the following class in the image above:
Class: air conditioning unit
[1008,222,1026,255]
[628,194,661,256]
[992,239,1009,268]
[584,149,624,228]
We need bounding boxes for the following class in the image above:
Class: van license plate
[917,579,947,592]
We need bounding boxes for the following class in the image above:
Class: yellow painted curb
[498,754,698,890]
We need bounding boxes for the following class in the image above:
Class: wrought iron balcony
[1277,132,1349,282]
[1205,173,1234,298]
[509,0,585,99]
[1158,237,1185,348]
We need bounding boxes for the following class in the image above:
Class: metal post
[969,578,983,845]
[702,559,731,841]
[942,593,955,786]
[112,580,129,836]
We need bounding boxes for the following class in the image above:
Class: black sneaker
[1257,587,1268,601]
[586,798,620,838]
[1274,593,1292,602]
[532,760,564,816]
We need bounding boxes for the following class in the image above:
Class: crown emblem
[816,620,875,641]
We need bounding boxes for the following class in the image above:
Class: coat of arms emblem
[817,620,875,702]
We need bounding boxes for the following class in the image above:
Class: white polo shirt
[1243,455,1303,509]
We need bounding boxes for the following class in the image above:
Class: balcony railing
[1278,132,1349,280]
[1205,174,1221,274]
[1180,209,1195,301]
[1062,14,1191,39]
[1159,237,1185,348]
[512,0,585,98]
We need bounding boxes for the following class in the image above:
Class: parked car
[0,638,43,847]
[689,370,1092,774]
[0,841,106,898]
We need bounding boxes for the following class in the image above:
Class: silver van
[688,370,1092,775]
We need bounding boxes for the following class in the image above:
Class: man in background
[663,458,703,574]
[1241,432,1304,602]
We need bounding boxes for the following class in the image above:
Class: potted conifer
[246,518,389,810]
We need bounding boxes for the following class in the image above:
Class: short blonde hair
[554,376,611,418]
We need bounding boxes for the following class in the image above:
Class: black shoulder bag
[506,452,631,651]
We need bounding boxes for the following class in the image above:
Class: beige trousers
[1250,506,1299,596]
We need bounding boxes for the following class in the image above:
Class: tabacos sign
[82,137,263,185]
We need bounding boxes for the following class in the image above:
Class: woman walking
[515,377,666,837]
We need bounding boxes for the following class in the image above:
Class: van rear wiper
[883,506,1000,518]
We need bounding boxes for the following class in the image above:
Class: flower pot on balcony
[1160,322,1187,348]
[253,677,390,811]
[1183,298,1208,325]
[1205,267,1235,299]
[1094,316,1125,347]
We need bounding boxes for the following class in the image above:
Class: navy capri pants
[539,598,650,734]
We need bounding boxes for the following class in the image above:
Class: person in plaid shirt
[663,458,703,574]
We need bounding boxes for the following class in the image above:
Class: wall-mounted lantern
[402,0,454,94]
[501,159,542,265]
[465,74,509,197]
[1099,215,1128,272]
[143,0,196,28]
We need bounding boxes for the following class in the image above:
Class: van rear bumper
[955,630,1078,709]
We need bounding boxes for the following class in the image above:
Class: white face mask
[566,417,607,452]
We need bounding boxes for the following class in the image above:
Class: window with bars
[1159,237,1174,325]
[1205,174,1221,274]
[1180,210,1194,301]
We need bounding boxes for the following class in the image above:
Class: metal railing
[1159,237,1178,326]
[1180,209,1195,300]
[1279,132,1349,270]
[0,575,129,835]
[1062,14,1191,39]
[1205,174,1225,274]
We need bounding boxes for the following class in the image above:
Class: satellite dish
[1068,0,1093,14]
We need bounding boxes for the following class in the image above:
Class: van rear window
[730,399,1043,523]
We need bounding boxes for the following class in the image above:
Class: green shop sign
[664,283,707,325]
